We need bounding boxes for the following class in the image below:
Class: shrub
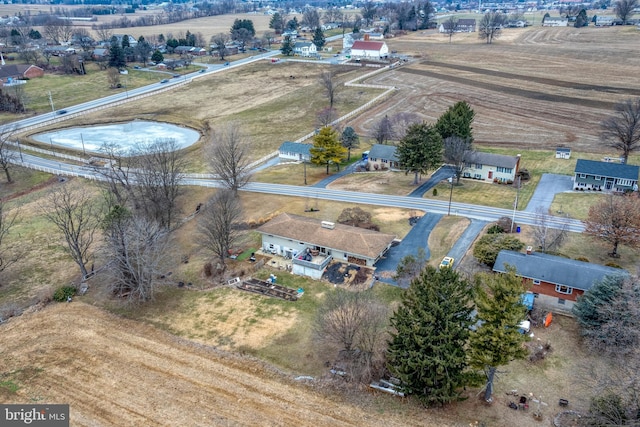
[204,262,213,277]
[473,234,525,267]
[432,188,438,197]
[575,256,590,263]
[53,286,76,302]
[487,224,504,234]
[605,262,623,269]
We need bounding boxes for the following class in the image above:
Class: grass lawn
[427,216,470,266]
[549,192,604,220]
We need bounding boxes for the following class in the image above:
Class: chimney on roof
[526,246,533,255]
[364,33,370,41]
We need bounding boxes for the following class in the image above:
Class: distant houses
[439,18,477,33]
[293,41,317,57]
[542,16,568,27]
[278,142,311,162]
[0,64,44,84]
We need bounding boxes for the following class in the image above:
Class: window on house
[475,164,483,169]
[532,279,540,285]
[558,298,566,305]
[619,179,632,186]
[556,285,572,295]
[497,167,513,173]
[579,173,586,178]
[595,176,601,180]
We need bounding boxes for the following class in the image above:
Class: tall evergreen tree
[312,27,325,50]
[435,101,475,142]
[387,266,474,406]
[340,126,360,161]
[109,36,126,68]
[280,35,294,56]
[396,122,443,185]
[469,269,529,402]
[310,126,347,174]
[269,12,285,34]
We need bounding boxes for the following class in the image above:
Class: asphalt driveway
[524,174,573,213]
[445,219,487,269]
[374,213,443,287]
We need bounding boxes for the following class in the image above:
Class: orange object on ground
[544,312,553,328]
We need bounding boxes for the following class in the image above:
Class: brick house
[0,64,44,83]
[494,249,628,313]
[573,159,639,192]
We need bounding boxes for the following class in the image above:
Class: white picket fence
[294,66,396,143]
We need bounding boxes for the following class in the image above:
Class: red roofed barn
[350,40,389,59]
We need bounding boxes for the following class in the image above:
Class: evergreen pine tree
[434,101,475,141]
[396,122,443,185]
[312,27,325,51]
[280,35,294,56]
[387,266,474,406]
[469,268,529,402]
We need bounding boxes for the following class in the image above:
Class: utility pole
[447,175,454,216]
[48,91,55,115]
[510,175,521,233]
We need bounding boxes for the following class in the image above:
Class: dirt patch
[322,262,374,291]
[162,289,300,349]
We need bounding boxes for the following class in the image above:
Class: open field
[2,23,640,427]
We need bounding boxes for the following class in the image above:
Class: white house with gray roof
[278,142,311,162]
[494,249,628,313]
[574,159,639,192]
[367,143,400,170]
[462,152,520,183]
[293,41,317,57]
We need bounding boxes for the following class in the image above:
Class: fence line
[6,141,90,163]
[18,79,191,134]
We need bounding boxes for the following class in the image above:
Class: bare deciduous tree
[208,123,252,193]
[585,194,640,258]
[314,290,390,383]
[133,138,186,229]
[316,107,338,127]
[93,142,137,209]
[615,0,638,24]
[443,136,473,184]
[0,127,18,183]
[532,206,569,253]
[103,212,170,303]
[319,70,338,109]
[41,184,100,278]
[600,98,640,164]
[0,201,19,273]
[478,12,505,44]
[106,67,121,88]
[443,16,458,43]
[372,115,394,145]
[197,189,243,269]
[95,26,113,44]
[211,33,230,60]
[390,112,420,141]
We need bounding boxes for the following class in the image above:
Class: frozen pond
[32,121,201,155]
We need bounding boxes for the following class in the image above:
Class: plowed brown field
[0,303,460,426]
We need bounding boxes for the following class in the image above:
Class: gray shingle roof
[464,152,519,169]
[279,142,311,155]
[575,159,639,180]
[493,250,628,291]
[369,144,399,162]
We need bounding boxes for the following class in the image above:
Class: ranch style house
[256,213,396,280]
[278,141,311,162]
[494,249,628,313]
[573,159,639,192]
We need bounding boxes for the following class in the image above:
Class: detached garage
[350,41,389,60]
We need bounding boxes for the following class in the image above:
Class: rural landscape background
[1,4,639,426]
